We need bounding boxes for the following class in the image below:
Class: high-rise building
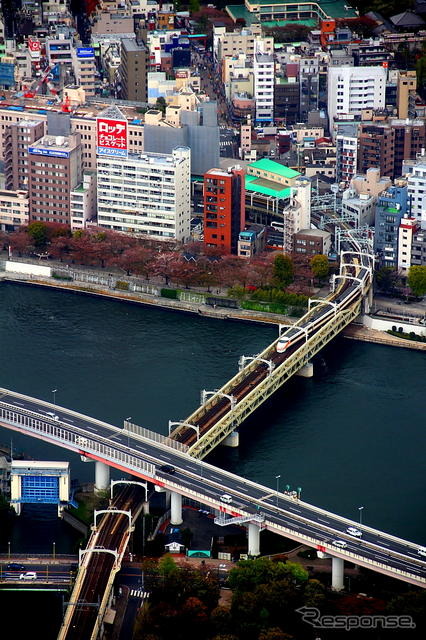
[396,70,417,119]
[97,146,191,240]
[358,120,426,180]
[335,123,358,187]
[203,167,245,255]
[374,183,408,267]
[28,133,83,225]
[404,158,426,229]
[4,119,45,190]
[327,66,386,132]
[254,52,274,123]
[358,123,395,178]
[72,47,96,98]
[299,56,319,122]
[119,37,148,102]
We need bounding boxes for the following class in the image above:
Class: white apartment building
[70,172,97,231]
[404,159,426,229]
[327,66,386,132]
[254,52,274,123]
[398,216,418,272]
[72,48,96,97]
[97,146,191,240]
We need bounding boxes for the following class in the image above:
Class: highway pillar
[95,461,110,492]
[170,491,183,526]
[248,523,261,557]
[296,361,313,378]
[331,557,344,591]
[223,430,239,447]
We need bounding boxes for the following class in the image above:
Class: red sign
[96,117,128,158]
[28,38,41,52]
[382,61,389,68]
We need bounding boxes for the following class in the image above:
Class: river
[0,282,424,546]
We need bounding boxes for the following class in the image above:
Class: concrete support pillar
[95,461,110,492]
[14,503,21,516]
[296,361,313,378]
[170,491,183,526]
[332,556,344,591]
[142,500,150,515]
[223,430,239,447]
[248,523,261,557]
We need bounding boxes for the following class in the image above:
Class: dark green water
[0,282,425,545]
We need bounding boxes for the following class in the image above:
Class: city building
[335,123,358,187]
[293,228,331,256]
[28,133,83,225]
[374,182,408,267]
[254,51,274,123]
[396,70,417,119]
[342,188,377,226]
[398,215,419,272]
[358,123,395,179]
[351,168,392,198]
[4,119,45,191]
[0,189,29,231]
[203,166,245,254]
[238,224,266,258]
[97,146,191,240]
[226,0,357,25]
[72,46,96,98]
[327,66,387,132]
[299,56,319,122]
[404,157,426,229]
[119,37,148,102]
[274,76,300,125]
[70,172,97,231]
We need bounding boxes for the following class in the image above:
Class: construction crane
[23,64,59,99]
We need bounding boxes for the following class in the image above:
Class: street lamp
[7,541,10,560]
[358,506,364,525]
[125,418,132,449]
[297,486,302,500]
[275,475,281,507]
[53,541,56,560]
[52,388,57,416]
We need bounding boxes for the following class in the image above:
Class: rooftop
[245,174,292,199]
[249,158,301,179]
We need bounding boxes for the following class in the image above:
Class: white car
[220,494,232,504]
[332,540,347,549]
[20,572,37,580]
[418,547,426,558]
[346,527,362,538]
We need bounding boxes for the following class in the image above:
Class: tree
[8,231,33,256]
[407,265,426,297]
[272,253,294,288]
[155,96,167,114]
[374,266,398,292]
[189,0,200,12]
[310,254,329,283]
[26,221,49,248]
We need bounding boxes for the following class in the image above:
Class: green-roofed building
[244,160,311,253]
[226,0,357,25]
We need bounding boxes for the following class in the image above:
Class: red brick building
[203,167,245,254]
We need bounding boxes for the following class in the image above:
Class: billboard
[28,146,70,159]
[77,47,95,58]
[96,117,128,158]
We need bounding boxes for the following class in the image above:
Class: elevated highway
[0,391,424,592]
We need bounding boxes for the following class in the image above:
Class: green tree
[303,578,326,607]
[272,254,294,288]
[310,254,329,282]
[26,221,49,248]
[407,265,426,297]
[155,96,167,114]
[158,554,178,578]
[189,0,200,13]
[374,266,398,292]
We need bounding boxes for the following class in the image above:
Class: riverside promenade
[1,260,425,352]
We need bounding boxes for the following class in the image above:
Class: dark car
[6,563,25,571]
[159,464,175,474]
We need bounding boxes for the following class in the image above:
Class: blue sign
[29,146,70,159]
[97,146,127,158]
[77,47,95,58]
